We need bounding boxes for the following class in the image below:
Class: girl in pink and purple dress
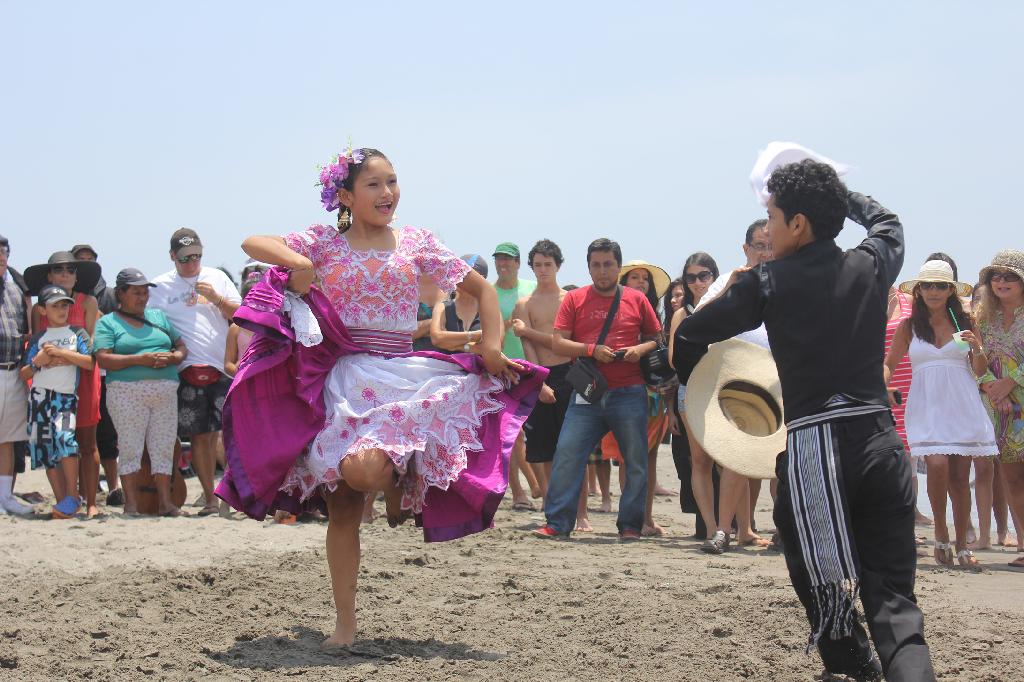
[227,148,544,648]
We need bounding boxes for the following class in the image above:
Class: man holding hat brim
[493,241,541,509]
[673,160,934,680]
[149,228,241,516]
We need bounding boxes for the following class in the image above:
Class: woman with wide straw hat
[975,249,1024,565]
[598,259,673,536]
[886,260,997,568]
[24,251,104,518]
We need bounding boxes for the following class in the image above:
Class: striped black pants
[774,412,935,681]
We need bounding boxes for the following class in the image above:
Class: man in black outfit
[673,160,934,681]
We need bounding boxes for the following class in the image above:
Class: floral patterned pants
[106,380,179,476]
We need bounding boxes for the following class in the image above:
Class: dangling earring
[338,208,351,230]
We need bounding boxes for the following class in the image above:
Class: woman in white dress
[885,261,998,568]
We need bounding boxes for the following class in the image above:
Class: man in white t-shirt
[694,219,778,547]
[149,228,241,515]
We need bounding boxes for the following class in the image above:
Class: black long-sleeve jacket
[673,192,904,423]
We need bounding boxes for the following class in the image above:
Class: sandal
[1008,556,1024,569]
[933,541,953,566]
[956,549,979,569]
[51,495,80,519]
[701,530,729,555]
[197,504,219,517]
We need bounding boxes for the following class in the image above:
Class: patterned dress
[278,224,532,512]
[979,305,1024,464]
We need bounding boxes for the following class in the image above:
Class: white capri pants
[106,379,179,476]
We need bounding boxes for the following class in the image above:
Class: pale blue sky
[3,2,1022,291]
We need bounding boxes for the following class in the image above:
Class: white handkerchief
[750,142,851,207]
[283,291,323,347]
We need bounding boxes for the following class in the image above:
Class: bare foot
[736,533,771,547]
[598,497,612,513]
[384,485,411,527]
[321,616,356,650]
[575,518,594,532]
[997,532,1018,548]
[86,504,100,519]
[914,511,933,527]
[965,525,977,545]
[511,495,536,512]
[653,485,677,496]
[641,522,666,537]
[968,540,992,551]
[159,505,184,517]
[274,510,297,525]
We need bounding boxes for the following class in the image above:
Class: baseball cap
[115,267,157,288]
[70,244,98,258]
[492,242,520,259]
[39,284,75,305]
[461,254,489,279]
[170,228,203,257]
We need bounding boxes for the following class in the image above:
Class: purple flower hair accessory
[315,146,367,212]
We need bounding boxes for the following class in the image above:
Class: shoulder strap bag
[565,286,622,403]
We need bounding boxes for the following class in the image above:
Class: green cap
[492,242,520,259]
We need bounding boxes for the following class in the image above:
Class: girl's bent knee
[340,450,394,492]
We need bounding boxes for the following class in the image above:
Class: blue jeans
[544,384,649,534]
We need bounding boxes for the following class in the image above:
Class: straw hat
[619,260,671,298]
[24,251,102,296]
[978,249,1024,285]
[898,260,972,298]
[684,338,786,480]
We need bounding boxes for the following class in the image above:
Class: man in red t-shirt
[534,239,661,539]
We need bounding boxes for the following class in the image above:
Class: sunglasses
[50,265,77,275]
[176,254,201,264]
[988,272,1022,284]
[746,242,772,253]
[684,270,714,284]
[918,282,952,291]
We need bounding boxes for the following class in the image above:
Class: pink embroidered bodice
[284,224,470,335]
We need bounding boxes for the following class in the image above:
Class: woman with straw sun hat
[975,249,1024,566]
[885,260,998,568]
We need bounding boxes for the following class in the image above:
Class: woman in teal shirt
[94,268,188,516]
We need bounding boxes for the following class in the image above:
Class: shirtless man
[510,240,582,525]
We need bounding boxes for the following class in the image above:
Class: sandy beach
[2,447,1022,681]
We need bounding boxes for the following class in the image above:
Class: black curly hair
[765,159,848,240]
